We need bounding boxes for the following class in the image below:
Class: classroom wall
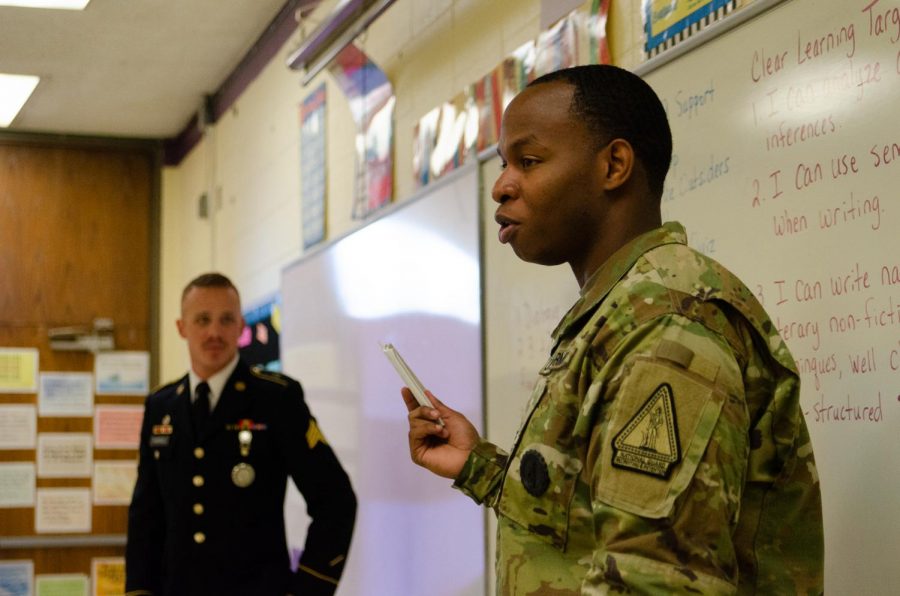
[157,0,652,380]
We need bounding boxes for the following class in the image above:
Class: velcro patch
[519,449,550,497]
[612,383,680,478]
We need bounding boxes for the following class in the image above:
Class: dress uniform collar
[188,353,240,412]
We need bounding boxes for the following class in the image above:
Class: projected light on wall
[331,218,479,324]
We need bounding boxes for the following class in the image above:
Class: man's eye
[521,157,537,168]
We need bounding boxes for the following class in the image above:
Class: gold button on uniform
[154,450,160,460]
[192,475,204,487]
[193,503,204,515]
[194,447,205,459]
[193,532,206,544]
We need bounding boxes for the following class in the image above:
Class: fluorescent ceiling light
[0,73,39,127]
[0,0,90,9]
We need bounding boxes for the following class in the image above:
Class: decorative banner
[474,69,503,154]
[412,4,596,188]
[643,0,736,56]
[534,12,579,77]
[239,296,282,372]
[500,40,537,110]
[0,347,38,393]
[414,90,473,187]
[589,0,612,64]
[412,105,439,187]
[300,83,327,249]
[328,43,395,219]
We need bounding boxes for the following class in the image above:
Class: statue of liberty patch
[612,383,680,478]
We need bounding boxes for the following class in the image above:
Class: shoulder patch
[612,383,681,478]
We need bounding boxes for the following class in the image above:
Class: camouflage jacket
[455,222,824,594]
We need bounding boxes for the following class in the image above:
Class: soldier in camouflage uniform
[402,65,824,594]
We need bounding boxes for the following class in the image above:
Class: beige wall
[157,0,645,380]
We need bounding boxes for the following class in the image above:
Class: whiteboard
[643,0,899,592]
[280,166,485,596]
[482,0,899,592]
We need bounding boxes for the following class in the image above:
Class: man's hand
[401,388,479,479]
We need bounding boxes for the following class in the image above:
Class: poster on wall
[35,488,91,533]
[93,405,143,449]
[90,558,124,596]
[300,83,327,249]
[643,0,735,56]
[35,574,89,596]
[39,372,93,417]
[93,461,138,505]
[0,404,37,449]
[239,297,282,372]
[0,463,35,508]
[94,351,149,395]
[0,347,38,393]
[0,560,33,596]
[37,433,92,478]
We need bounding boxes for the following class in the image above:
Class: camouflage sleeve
[584,314,748,594]
[453,439,509,508]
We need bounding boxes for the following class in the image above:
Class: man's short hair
[181,272,240,304]
[528,64,673,198]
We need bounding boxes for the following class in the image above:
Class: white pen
[382,342,445,427]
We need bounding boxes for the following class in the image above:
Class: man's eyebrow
[497,133,544,160]
[506,134,543,153]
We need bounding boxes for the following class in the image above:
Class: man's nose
[492,170,517,204]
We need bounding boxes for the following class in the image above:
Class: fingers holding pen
[402,387,447,435]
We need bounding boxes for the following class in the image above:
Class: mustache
[202,339,228,348]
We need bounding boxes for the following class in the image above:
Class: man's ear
[599,138,635,191]
[176,318,187,339]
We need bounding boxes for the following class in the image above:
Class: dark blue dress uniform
[125,360,356,595]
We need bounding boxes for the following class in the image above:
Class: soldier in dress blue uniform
[126,273,356,596]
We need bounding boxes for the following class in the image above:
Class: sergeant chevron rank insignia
[612,383,680,478]
[306,419,327,449]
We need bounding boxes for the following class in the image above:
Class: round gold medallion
[231,462,255,487]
